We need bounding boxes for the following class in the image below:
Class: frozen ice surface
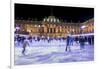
[15,40,94,65]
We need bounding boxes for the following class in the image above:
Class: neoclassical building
[15,16,94,38]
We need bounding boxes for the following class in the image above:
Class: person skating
[65,34,71,52]
[79,36,85,50]
[22,39,29,55]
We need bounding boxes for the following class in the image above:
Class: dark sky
[15,3,94,23]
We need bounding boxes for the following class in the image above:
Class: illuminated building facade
[15,16,94,38]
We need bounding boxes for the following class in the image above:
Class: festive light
[15,26,20,30]
[81,25,86,29]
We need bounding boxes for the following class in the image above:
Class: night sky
[15,3,94,23]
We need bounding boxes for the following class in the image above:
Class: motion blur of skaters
[22,38,29,55]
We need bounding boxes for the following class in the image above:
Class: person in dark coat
[65,34,72,52]
[28,36,32,43]
[17,35,21,46]
[79,36,85,49]
[91,35,94,45]
[88,36,92,45]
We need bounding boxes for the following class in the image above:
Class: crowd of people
[14,34,94,55]
[66,34,94,51]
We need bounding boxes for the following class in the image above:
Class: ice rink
[14,40,94,65]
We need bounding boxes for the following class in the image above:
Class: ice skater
[79,36,85,50]
[65,34,71,52]
[22,38,29,55]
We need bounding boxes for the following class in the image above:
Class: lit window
[50,18,53,22]
[54,18,56,22]
[47,18,49,22]
[27,29,31,33]
[34,25,37,27]
[57,19,59,23]
[38,25,41,27]
[43,19,46,22]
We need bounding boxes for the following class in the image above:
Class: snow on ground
[14,40,94,65]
